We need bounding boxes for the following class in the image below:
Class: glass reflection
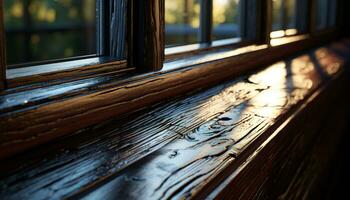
[285,0,296,29]
[316,0,337,30]
[4,0,97,67]
[272,0,283,31]
[272,0,297,31]
[165,0,200,47]
[212,0,240,41]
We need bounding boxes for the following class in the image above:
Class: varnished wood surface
[0,40,349,199]
[207,68,349,200]
[6,59,129,88]
[0,36,342,160]
[133,0,164,71]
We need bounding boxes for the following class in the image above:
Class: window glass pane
[316,0,328,30]
[316,0,337,30]
[272,0,296,31]
[272,0,283,31]
[165,0,200,47]
[4,0,97,67]
[285,0,296,29]
[212,0,240,41]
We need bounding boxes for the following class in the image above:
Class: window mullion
[199,0,212,44]
[281,0,287,30]
[327,0,336,27]
[0,1,6,90]
[132,0,164,71]
[265,0,273,43]
[242,0,261,41]
[296,0,310,33]
[112,0,127,59]
[309,0,317,33]
[97,1,105,56]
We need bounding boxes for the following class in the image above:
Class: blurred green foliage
[272,0,296,31]
[4,0,96,66]
[165,0,240,47]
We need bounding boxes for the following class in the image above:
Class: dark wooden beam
[133,0,164,71]
[0,1,6,90]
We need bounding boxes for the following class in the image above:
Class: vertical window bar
[199,0,212,43]
[296,0,310,33]
[109,0,127,59]
[265,0,273,43]
[0,0,6,89]
[281,0,287,29]
[239,0,247,38]
[309,0,317,33]
[241,0,260,41]
[23,0,31,62]
[100,0,127,60]
[97,1,105,56]
[133,0,164,71]
[328,0,337,27]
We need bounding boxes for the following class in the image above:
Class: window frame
[164,0,264,60]
[270,0,310,39]
[1,0,132,88]
[0,0,341,92]
[0,0,344,159]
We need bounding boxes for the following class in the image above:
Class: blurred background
[4,0,97,67]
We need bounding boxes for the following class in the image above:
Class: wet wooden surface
[0,35,337,160]
[0,40,350,199]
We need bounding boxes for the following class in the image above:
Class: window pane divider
[200,0,212,43]
[109,0,127,59]
[296,0,310,33]
[281,0,288,30]
[265,0,273,43]
[0,1,5,90]
[132,0,164,71]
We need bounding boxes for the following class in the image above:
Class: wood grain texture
[0,1,6,90]
[0,40,349,200]
[6,60,128,88]
[208,72,349,200]
[0,36,344,160]
[133,0,164,71]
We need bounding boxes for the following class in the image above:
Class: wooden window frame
[0,0,344,159]
[270,0,311,39]
[164,0,263,60]
[1,0,132,88]
[0,0,339,91]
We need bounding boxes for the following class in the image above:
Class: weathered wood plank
[208,70,349,200]
[0,37,341,160]
[1,41,349,200]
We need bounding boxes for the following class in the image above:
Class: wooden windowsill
[0,33,342,160]
[1,39,349,199]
